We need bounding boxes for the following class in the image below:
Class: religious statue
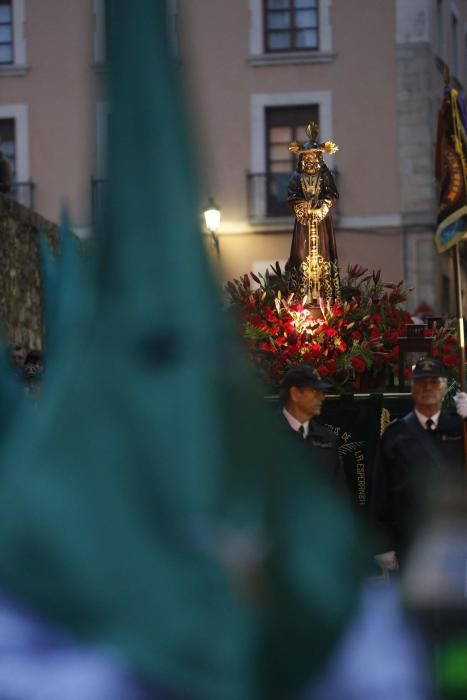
[285,122,340,303]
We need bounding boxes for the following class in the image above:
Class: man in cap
[279,365,348,493]
[371,357,465,572]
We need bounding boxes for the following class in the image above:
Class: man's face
[301,152,320,174]
[292,385,326,419]
[411,376,447,413]
[12,348,25,366]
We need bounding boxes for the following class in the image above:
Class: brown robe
[286,165,340,301]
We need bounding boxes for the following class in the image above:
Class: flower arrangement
[225,263,460,392]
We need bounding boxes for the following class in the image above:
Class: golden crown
[289,121,339,156]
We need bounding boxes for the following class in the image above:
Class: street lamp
[203,197,221,256]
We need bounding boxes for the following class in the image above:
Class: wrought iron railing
[5,181,35,209]
[247,172,291,219]
[247,170,339,220]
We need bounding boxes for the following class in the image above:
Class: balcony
[247,172,291,220]
[247,171,339,223]
[5,181,35,209]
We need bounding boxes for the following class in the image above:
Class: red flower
[269,324,281,337]
[442,342,456,354]
[443,354,458,367]
[260,341,273,352]
[351,355,366,374]
[308,343,322,357]
[318,364,329,377]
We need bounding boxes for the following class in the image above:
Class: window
[249,91,333,220]
[0,118,15,177]
[0,117,32,206]
[0,104,29,205]
[265,105,317,215]
[0,0,13,64]
[264,0,318,52]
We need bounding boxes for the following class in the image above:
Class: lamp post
[203,197,221,257]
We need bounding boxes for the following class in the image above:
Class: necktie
[426,418,435,432]
[298,425,306,439]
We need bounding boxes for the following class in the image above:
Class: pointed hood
[0,3,366,700]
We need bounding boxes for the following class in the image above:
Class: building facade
[178,0,467,314]
[0,0,466,313]
[0,0,107,237]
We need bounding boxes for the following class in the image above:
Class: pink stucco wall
[0,0,98,226]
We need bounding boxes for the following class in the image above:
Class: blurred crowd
[7,344,44,397]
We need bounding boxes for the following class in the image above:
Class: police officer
[279,365,348,494]
[372,358,465,572]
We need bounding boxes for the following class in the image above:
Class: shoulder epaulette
[380,407,402,436]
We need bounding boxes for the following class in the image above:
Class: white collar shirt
[282,407,309,438]
[414,409,441,430]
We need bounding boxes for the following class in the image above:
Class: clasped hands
[294,199,330,224]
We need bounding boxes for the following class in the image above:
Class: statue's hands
[315,197,333,221]
[295,197,333,224]
[294,201,311,224]
[313,204,329,221]
[309,202,330,222]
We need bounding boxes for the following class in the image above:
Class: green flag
[0,3,366,699]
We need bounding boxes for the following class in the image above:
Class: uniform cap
[281,365,332,392]
[411,357,446,380]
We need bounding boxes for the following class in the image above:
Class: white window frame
[250,91,334,219]
[249,0,333,60]
[0,0,26,68]
[250,91,334,173]
[0,103,29,183]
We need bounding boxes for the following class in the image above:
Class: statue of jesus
[286,122,340,304]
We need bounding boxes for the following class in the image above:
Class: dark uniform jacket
[371,410,465,565]
[279,412,349,497]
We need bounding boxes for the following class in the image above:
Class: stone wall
[396,40,440,313]
[0,194,58,351]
